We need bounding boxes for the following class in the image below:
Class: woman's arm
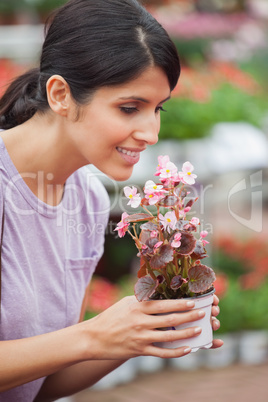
[34,359,128,401]
[0,324,87,392]
[35,295,222,401]
[1,295,222,396]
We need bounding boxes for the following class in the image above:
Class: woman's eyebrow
[118,95,171,103]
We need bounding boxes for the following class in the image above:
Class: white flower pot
[155,291,214,353]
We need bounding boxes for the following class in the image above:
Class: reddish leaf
[170,275,187,290]
[177,232,196,255]
[158,195,179,207]
[174,187,187,199]
[137,259,147,278]
[176,220,196,232]
[139,229,151,243]
[150,244,174,270]
[134,276,159,301]
[185,197,198,209]
[156,274,165,284]
[126,213,153,223]
[140,197,150,206]
[192,240,208,260]
[188,264,216,293]
[140,237,159,257]
[140,222,158,231]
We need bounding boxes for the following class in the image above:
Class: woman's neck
[0,114,81,206]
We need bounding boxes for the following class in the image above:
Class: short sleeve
[0,171,3,231]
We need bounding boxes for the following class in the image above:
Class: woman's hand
[211,294,224,349]
[81,295,209,360]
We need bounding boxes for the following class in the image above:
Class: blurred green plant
[218,278,268,333]
[172,38,211,65]
[0,0,67,19]
[160,85,266,140]
[212,235,268,333]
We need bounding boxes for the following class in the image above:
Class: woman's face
[68,66,171,181]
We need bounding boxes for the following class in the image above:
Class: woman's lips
[116,146,142,165]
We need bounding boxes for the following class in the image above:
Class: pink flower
[144,180,165,205]
[179,161,197,185]
[179,209,186,219]
[159,210,177,233]
[160,161,178,181]
[155,155,170,176]
[123,186,141,208]
[144,180,163,193]
[200,231,209,246]
[150,230,158,238]
[190,217,200,226]
[114,212,130,238]
[171,232,182,248]
[154,241,163,250]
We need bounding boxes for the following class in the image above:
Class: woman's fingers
[149,308,205,330]
[211,338,224,349]
[211,305,220,318]
[145,344,192,359]
[211,316,220,331]
[151,325,202,344]
[139,299,196,315]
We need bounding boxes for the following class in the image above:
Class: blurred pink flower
[171,233,182,248]
[180,161,197,185]
[114,212,130,238]
[155,155,170,176]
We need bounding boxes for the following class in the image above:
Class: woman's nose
[133,117,160,145]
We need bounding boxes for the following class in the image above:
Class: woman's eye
[156,106,167,113]
[120,107,139,114]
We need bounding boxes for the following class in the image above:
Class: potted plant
[115,155,216,352]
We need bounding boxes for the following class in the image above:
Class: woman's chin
[110,168,134,182]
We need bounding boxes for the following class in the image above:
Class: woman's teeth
[117,147,139,157]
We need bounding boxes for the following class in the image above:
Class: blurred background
[1,0,268,401]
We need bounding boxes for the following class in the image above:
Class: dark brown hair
[0,0,180,129]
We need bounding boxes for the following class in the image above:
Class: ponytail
[0,68,49,129]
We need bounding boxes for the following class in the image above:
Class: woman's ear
[46,75,72,116]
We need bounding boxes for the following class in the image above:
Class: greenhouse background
[0,0,268,401]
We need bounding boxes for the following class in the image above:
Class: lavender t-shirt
[0,137,110,401]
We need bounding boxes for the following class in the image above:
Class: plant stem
[157,205,165,242]
[174,257,180,275]
[182,256,189,278]
[142,205,154,217]
[161,269,170,287]
[145,259,157,280]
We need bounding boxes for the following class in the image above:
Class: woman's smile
[67,66,171,181]
[116,146,144,165]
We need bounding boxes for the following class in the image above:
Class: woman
[0,0,222,400]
